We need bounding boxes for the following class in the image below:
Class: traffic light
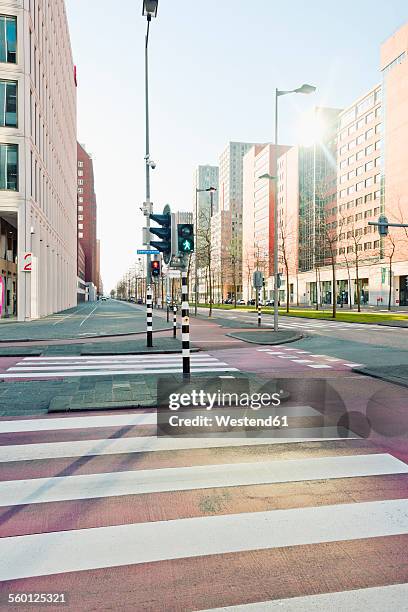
[378,214,389,237]
[149,204,172,264]
[151,260,161,278]
[178,224,194,254]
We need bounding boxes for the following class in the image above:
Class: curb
[352,366,408,389]
[226,331,303,345]
[0,326,174,344]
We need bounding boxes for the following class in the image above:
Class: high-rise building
[77,142,98,297]
[0,1,77,319]
[214,141,260,299]
[242,143,290,302]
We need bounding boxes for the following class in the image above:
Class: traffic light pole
[181,268,190,377]
[144,16,152,346]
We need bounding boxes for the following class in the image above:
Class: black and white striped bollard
[181,270,190,376]
[173,304,177,338]
[146,285,153,347]
[258,289,262,328]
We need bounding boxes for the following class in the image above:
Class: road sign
[137,249,160,255]
[253,270,263,288]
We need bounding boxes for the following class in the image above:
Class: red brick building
[77,143,98,289]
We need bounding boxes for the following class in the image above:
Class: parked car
[100,296,109,301]
[137,298,144,304]
[237,299,246,305]
[247,299,256,306]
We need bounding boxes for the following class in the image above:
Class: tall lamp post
[142,0,158,346]
[259,83,316,332]
[194,186,217,316]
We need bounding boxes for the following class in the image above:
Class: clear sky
[65,0,408,292]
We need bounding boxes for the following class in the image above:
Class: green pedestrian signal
[178,224,194,254]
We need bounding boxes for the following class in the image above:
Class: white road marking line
[343,363,363,367]
[290,359,313,364]
[0,367,239,380]
[0,428,356,463]
[79,304,99,327]
[21,353,216,361]
[0,499,407,581]
[1,454,405,507]
[307,364,332,369]
[276,355,297,359]
[9,361,227,372]
[52,305,89,326]
[0,413,157,433]
[201,583,408,612]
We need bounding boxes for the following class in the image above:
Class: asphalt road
[0,300,170,341]
[196,306,408,351]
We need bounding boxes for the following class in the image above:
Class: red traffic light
[151,260,161,277]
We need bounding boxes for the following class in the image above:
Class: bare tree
[196,208,215,316]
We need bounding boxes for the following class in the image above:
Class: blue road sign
[137,249,160,255]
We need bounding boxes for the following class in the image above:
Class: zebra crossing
[0,353,239,380]
[0,409,407,610]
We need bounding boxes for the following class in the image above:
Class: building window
[356,150,364,160]
[374,206,380,215]
[78,215,83,221]
[366,112,374,123]
[78,170,83,177]
[356,165,364,176]
[365,177,373,187]
[78,223,83,230]
[0,143,17,190]
[78,187,83,194]
[374,240,380,249]
[365,194,372,203]
[0,80,16,127]
[356,181,364,191]
[374,190,380,199]
[78,179,83,185]
[78,232,83,239]
[365,160,373,172]
[78,161,84,167]
[0,16,17,64]
[78,205,83,211]
[355,213,363,221]
[364,209,372,218]
[78,197,83,203]
[356,134,365,145]
[365,144,374,156]
[356,197,363,206]
[365,128,374,140]
[364,242,372,250]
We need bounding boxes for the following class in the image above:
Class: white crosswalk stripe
[0,409,406,609]
[0,353,239,379]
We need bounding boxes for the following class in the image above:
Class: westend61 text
[168,415,288,428]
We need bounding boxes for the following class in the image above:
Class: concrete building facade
[213,141,258,300]
[0,0,77,320]
[77,142,98,299]
[242,143,290,302]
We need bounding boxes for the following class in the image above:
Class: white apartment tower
[0,0,77,320]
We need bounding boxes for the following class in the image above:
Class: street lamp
[142,0,158,346]
[142,0,158,18]
[194,186,217,316]
[260,83,316,332]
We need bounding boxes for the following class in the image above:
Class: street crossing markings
[1,498,407,581]
[0,428,353,463]
[0,353,239,379]
[1,454,405,507]
[0,409,406,607]
[0,412,158,433]
[201,583,408,612]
